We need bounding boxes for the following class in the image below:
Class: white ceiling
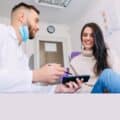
[0,0,96,25]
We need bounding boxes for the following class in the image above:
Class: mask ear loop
[22,11,30,42]
[23,10,29,26]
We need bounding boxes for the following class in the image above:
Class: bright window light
[36,0,72,8]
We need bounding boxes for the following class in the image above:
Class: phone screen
[62,75,90,84]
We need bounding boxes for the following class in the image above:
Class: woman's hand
[55,79,82,93]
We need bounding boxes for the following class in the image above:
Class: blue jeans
[92,69,120,93]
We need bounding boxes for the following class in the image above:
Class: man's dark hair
[11,2,40,15]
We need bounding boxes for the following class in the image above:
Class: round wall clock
[47,25,55,34]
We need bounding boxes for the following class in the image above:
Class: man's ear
[18,12,25,23]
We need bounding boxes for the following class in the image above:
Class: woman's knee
[100,68,113,77]
[98,68,113,83]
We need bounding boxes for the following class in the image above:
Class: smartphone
[62,75,90,84]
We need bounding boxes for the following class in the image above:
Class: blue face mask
[19,25,29,42]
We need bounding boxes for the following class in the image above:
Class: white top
[70,49,120,93]
[0,24,55,93]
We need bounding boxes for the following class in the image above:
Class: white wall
[35,22,71,68]
[70,0,120,56]
[0,17,9,24]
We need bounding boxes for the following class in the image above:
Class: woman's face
[82,26,94,50]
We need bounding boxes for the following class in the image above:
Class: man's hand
[32,63,65,84]
[55,79,82,93]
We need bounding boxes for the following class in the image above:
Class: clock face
[47,25,55,33]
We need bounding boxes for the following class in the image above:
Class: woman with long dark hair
[80,23,110,75]
[70,22,120,93]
